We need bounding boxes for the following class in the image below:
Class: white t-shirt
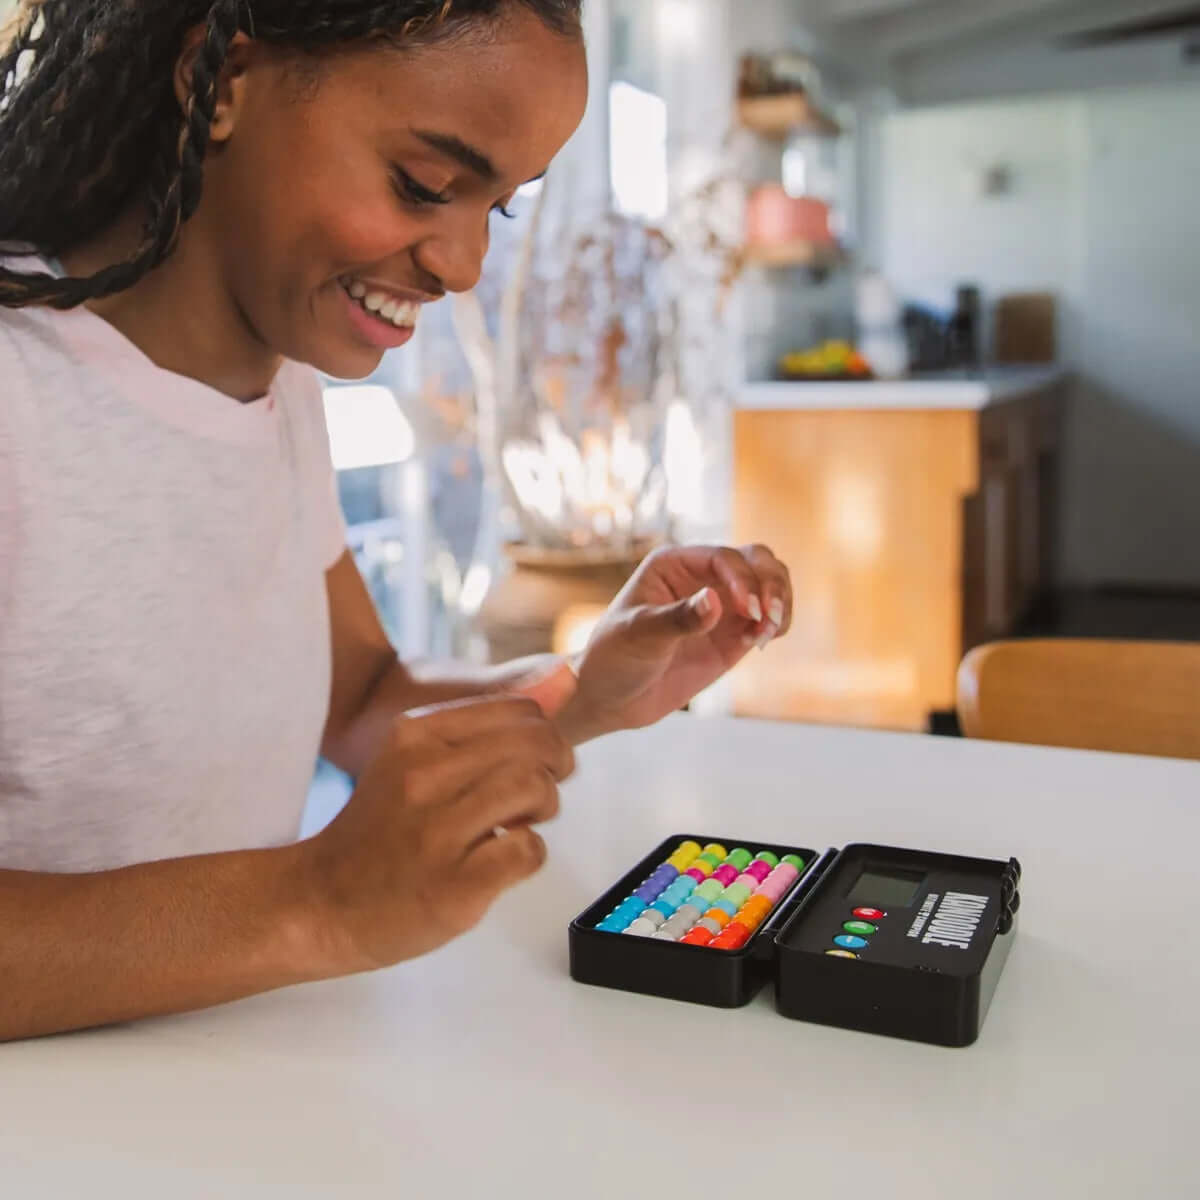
[0,270,346,873]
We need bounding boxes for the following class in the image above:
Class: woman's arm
[319,551,586,777]
[0,691,572,1043]
[0,843,335,1042]
[321,540,795,778]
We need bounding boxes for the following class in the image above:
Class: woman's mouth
[338,276,421,350]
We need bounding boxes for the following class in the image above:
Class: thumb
[627,587,722,649]
[511,658,579,718]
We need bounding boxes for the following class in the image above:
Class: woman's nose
[412,212,490,295]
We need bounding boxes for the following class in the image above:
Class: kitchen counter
[740,366,1065,411]
[731,369,1067,729]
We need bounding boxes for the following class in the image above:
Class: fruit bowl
[777,341,872,381]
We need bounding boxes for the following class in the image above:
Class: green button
[755,851,780,867]
[781,854,806,871]
[728,848,754,870]
[843,920,877,936]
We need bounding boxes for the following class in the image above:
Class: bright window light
[322,386,415,471]
[664,400,703,521]
[782,145,809,198]
[609,81,668,223]
[654,0,702,50]
[458,563,492,617]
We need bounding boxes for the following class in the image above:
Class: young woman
[0,0,792,1041]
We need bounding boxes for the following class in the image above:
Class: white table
[3,717,1198,1198]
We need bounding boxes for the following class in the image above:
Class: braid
[178,1,241,224]
[0,0,583,310]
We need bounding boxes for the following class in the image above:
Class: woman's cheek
[317,192,420,269]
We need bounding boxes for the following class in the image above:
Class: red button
[853,907,885,921]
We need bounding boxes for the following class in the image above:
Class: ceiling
[813,0,1200,51]
[804,0,1200,99]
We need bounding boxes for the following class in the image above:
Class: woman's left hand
[565,544,792,741]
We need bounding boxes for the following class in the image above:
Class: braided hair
[0,0,583,309]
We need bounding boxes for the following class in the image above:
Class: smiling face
[195,8,588,379]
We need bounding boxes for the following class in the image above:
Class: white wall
[877,95,1087,349]
[876,83,1200,589]
[1064,85,1200,588]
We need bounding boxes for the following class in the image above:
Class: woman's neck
[59,208,283,403]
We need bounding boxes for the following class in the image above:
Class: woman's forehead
[319,22,587,180]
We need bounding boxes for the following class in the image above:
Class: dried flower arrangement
[453,170,745,557]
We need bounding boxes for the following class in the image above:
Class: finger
[396,694,547,748]
[406,723,575,808]
[446,761,560,845]
[740,543,794,642]
[458,825,548,904]
[509,659,578,718]
[707,547,765,624]
[619,588,723,653]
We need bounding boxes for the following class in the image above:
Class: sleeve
[0,321,28,624]
[286,363,349,571]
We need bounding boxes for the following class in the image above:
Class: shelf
[737,93,841,139]
[743,240,845,270]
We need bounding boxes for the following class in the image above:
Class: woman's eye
[392,167,451,208]
[391,166,515,220]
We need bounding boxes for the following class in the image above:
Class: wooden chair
[957,639,1200,761]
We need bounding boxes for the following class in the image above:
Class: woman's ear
[173,29,255,145]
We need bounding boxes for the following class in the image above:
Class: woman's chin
[301,335,387,382]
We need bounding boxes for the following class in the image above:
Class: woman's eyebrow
[413,130,498,182]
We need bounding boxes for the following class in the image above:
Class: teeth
[344,280,420,329]
[392,301,419,327]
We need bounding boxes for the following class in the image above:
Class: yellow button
[825,949,858,959]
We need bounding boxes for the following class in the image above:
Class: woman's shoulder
[1,255,81,373]
[0,303,60,387]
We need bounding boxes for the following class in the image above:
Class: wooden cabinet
[731,378,1064,731]
[964,389,1064,651]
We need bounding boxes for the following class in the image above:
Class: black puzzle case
[569,835,1021,1047]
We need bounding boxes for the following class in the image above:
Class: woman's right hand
[299,688,576,973]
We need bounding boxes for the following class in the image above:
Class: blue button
[834,934,869,951]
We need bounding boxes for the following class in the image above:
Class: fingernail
[768,598,784,627]
[691,588,713,617]
[756,623,778,651]
[747,595,763,623]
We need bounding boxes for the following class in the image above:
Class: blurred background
[319,0,1199,753]
[6,0,1189,755]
